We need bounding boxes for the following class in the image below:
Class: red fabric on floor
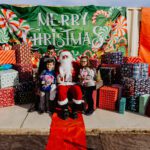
[45,113,87,150]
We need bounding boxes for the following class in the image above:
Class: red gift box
[123,57,143,63]
[13,43,32,64]
[14,64,33,82]
[0,87,15,108]
[0,50,16,65]
[99,86,118,110]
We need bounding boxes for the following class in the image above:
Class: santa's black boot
[72,103,78,119]
[61,104,69,120]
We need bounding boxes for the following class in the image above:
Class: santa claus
[57,50,84,120]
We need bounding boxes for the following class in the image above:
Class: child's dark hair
[47,45,55,50]
[46,59,55,65]
[80,56,90,67]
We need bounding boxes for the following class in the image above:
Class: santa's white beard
[59,59,73,81]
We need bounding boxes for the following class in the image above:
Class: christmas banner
[0,5,127,59]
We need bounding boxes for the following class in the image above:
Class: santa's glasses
[62,55,68,59]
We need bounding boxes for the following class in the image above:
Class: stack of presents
[0,44,150,117]
[92,51,150,116]
[0,43,35,107]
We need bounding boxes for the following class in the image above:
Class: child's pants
[39,84,56,111]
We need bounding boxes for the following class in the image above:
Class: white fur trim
[59,82,76,86]
[73,99,84,104]
[59,51,73,62]
[60,51,72,58]
[58,98,68,106]
[49,84,56,101]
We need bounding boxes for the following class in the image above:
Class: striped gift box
[0,50,16,65]
[99,86,118,110]
[139,94,150,115]
[123,57,143,63]
[13,43,31,64]
[0,87,15,108]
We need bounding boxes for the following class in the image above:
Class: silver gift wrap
[0,69,19,88]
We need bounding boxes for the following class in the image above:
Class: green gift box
[119,97,126,114]
[139,94,150,115]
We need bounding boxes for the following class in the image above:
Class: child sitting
[39,59,56,115]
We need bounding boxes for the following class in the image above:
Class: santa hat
[59,50,73,61]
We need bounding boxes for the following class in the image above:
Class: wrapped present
[14,64,33,82]
[119,97,126,114]
[145,97,150,117]
[139,94,150,115]
[0,50,16,65]
[0,87,15,108]
[134,78,150,96]
[132,63,141,79]
[15,81,35,92]
[0,69,19,88]
[121,64,133,78]
[112,84,123,110]
[101,52,123,64]
[141,63,149,78]
[100,64,122,84]
[122,77,135,97]
[99,86,118,110]
[126,96,139,112]
[13,43,31,64]
[15,91,35,104]
[99,67,116,85]
[123,56,143,63]
[121,63,149,79]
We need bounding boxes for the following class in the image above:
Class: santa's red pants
[57,85,83,106]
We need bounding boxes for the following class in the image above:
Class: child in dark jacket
[39,59,56,115]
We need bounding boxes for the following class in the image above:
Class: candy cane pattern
[112,16,127,37]
[0,9,19,33]
[16,18,30,42]
[92,10,109,24]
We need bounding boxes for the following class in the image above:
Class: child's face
[46,62,54,71]
[80,58,88,67]
[47,49,55,57]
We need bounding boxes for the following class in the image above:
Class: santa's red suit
[56,50,84,106]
